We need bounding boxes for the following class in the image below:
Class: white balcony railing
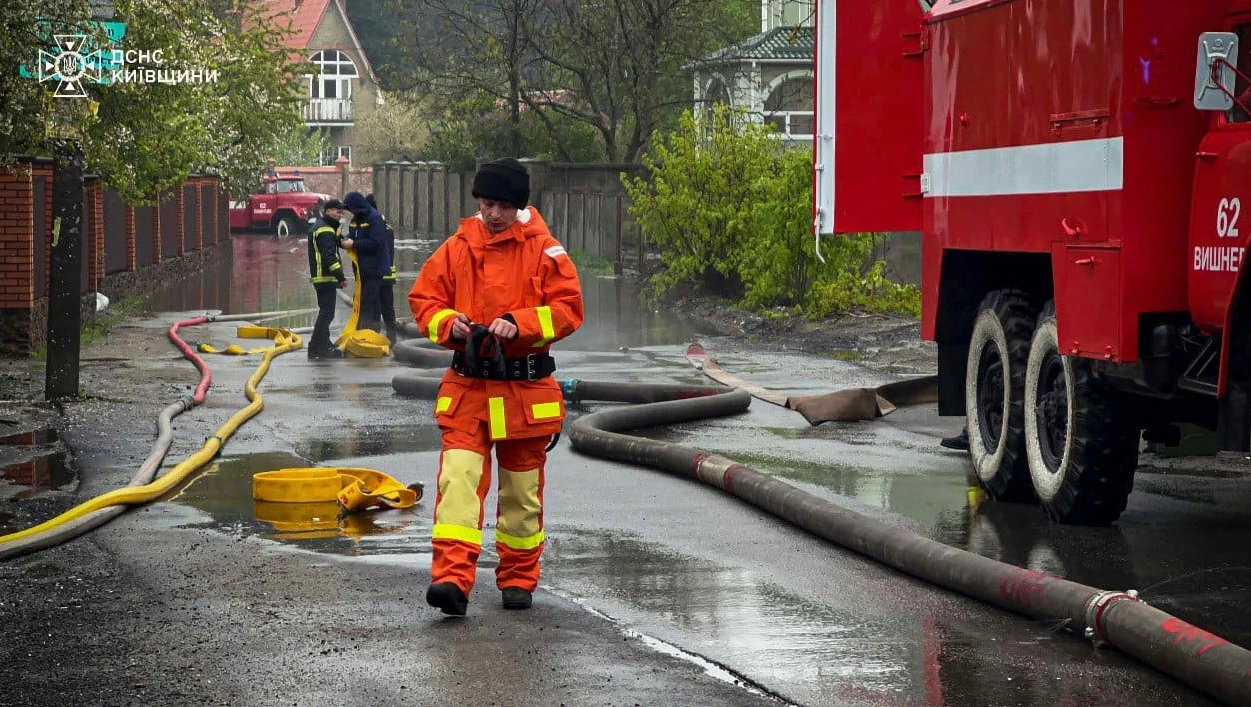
[303,98,353,124]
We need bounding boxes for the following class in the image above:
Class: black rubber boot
[426,582,468,616]
[308,347,344,360]
[940,425,969,451]
[501,587,532,610]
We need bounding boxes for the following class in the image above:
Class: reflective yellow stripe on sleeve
[533,306,555,347]
[428,309,457,343]
[432,523,483,546]
[435,396,452,413]
[495,528,545,551]
[488,397,507,440]
[531,401,561,420]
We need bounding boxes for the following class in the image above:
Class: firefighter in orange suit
[409,158,584,616]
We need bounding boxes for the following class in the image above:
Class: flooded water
[171,450,438,562]
[0,425,75,508]
[125,232,1245,706]
[141,233,703,349]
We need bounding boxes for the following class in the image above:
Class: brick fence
[0,157,232,355]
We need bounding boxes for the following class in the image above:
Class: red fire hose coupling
[1084,589,1142,646]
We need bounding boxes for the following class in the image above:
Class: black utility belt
[450,351,556,381]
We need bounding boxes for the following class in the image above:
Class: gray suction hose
[0,397,191,560]
[391,352,1251,706]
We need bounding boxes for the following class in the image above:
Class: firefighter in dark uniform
[343,191,391,333]
[307,199,348,359]
[367,193,400,345]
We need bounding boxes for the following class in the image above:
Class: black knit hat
[323,199,344,213]
[472,158,530,209]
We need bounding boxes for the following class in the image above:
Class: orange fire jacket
[409,207,584,440]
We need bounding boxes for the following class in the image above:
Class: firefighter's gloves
[449,314,517,342]
[465,324,507,379]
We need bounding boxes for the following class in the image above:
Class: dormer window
[308,49,358,100]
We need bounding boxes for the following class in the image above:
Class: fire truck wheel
[1024,303,1138,525]
[965,290,1038,502]
[274,213,300,238]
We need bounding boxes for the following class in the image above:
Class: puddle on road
[169,450,466,565]
[540,528,1171,707]
[543,529,911,696]
[0,424,76,501]
[0,427,58,445]
[0,450,75,499]
[293,423,444,461]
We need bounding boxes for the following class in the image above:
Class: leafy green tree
[627,105,920,317]
[3,0,307,201]
[267,123,331,167]
[624,105,779,299]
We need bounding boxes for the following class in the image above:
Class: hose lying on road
[207,308,320,323]
[0,321,303,561]
[391,345,1251,707]
[0,317,213,560]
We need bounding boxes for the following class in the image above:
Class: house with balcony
[257,0,384,165]
[690,0,814,144]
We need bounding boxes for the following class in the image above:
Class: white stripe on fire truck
[923,137,1123,198]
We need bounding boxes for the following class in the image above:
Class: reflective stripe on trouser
[431,422,548,595]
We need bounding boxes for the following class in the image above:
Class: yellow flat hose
[0,327,302,547]
[252,467,422,511]
[335,249,391,358]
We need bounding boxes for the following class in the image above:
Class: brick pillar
[0,167,35,354]
[194,179,204,250]
[124,205,136,271]
[208,178,219,246]
[152,191,162,262]
[175,186,185,256]
[89,180,104,291]
[0,170,34,306]
[38,166,52,298]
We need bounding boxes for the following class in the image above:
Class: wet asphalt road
[3,234,1250,706]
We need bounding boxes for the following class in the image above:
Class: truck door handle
[1074,257,1100,267]
[1197,152,1218,161]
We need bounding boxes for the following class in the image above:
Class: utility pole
[43,2,112,401]
[43,135,86,402]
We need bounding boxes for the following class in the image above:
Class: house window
[337,145,352,163]
[308,49,358,102]
[706,78,732,108]
[764,75,815,138]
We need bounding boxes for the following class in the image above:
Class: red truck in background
[228,171,333,237]
[814,0,1251,524]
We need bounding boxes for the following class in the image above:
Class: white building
[690,0,814,144]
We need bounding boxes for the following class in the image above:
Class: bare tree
[393,0,756,162]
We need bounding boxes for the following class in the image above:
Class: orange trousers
[431,421,549,596]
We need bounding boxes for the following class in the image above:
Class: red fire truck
[814,1,1251,524]
[228,172,332,237]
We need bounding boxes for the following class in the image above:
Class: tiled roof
[696,26,814,65]
[251,0,333,51]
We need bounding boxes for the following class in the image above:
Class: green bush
[626,107,920,319]
[624,105,780,300]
